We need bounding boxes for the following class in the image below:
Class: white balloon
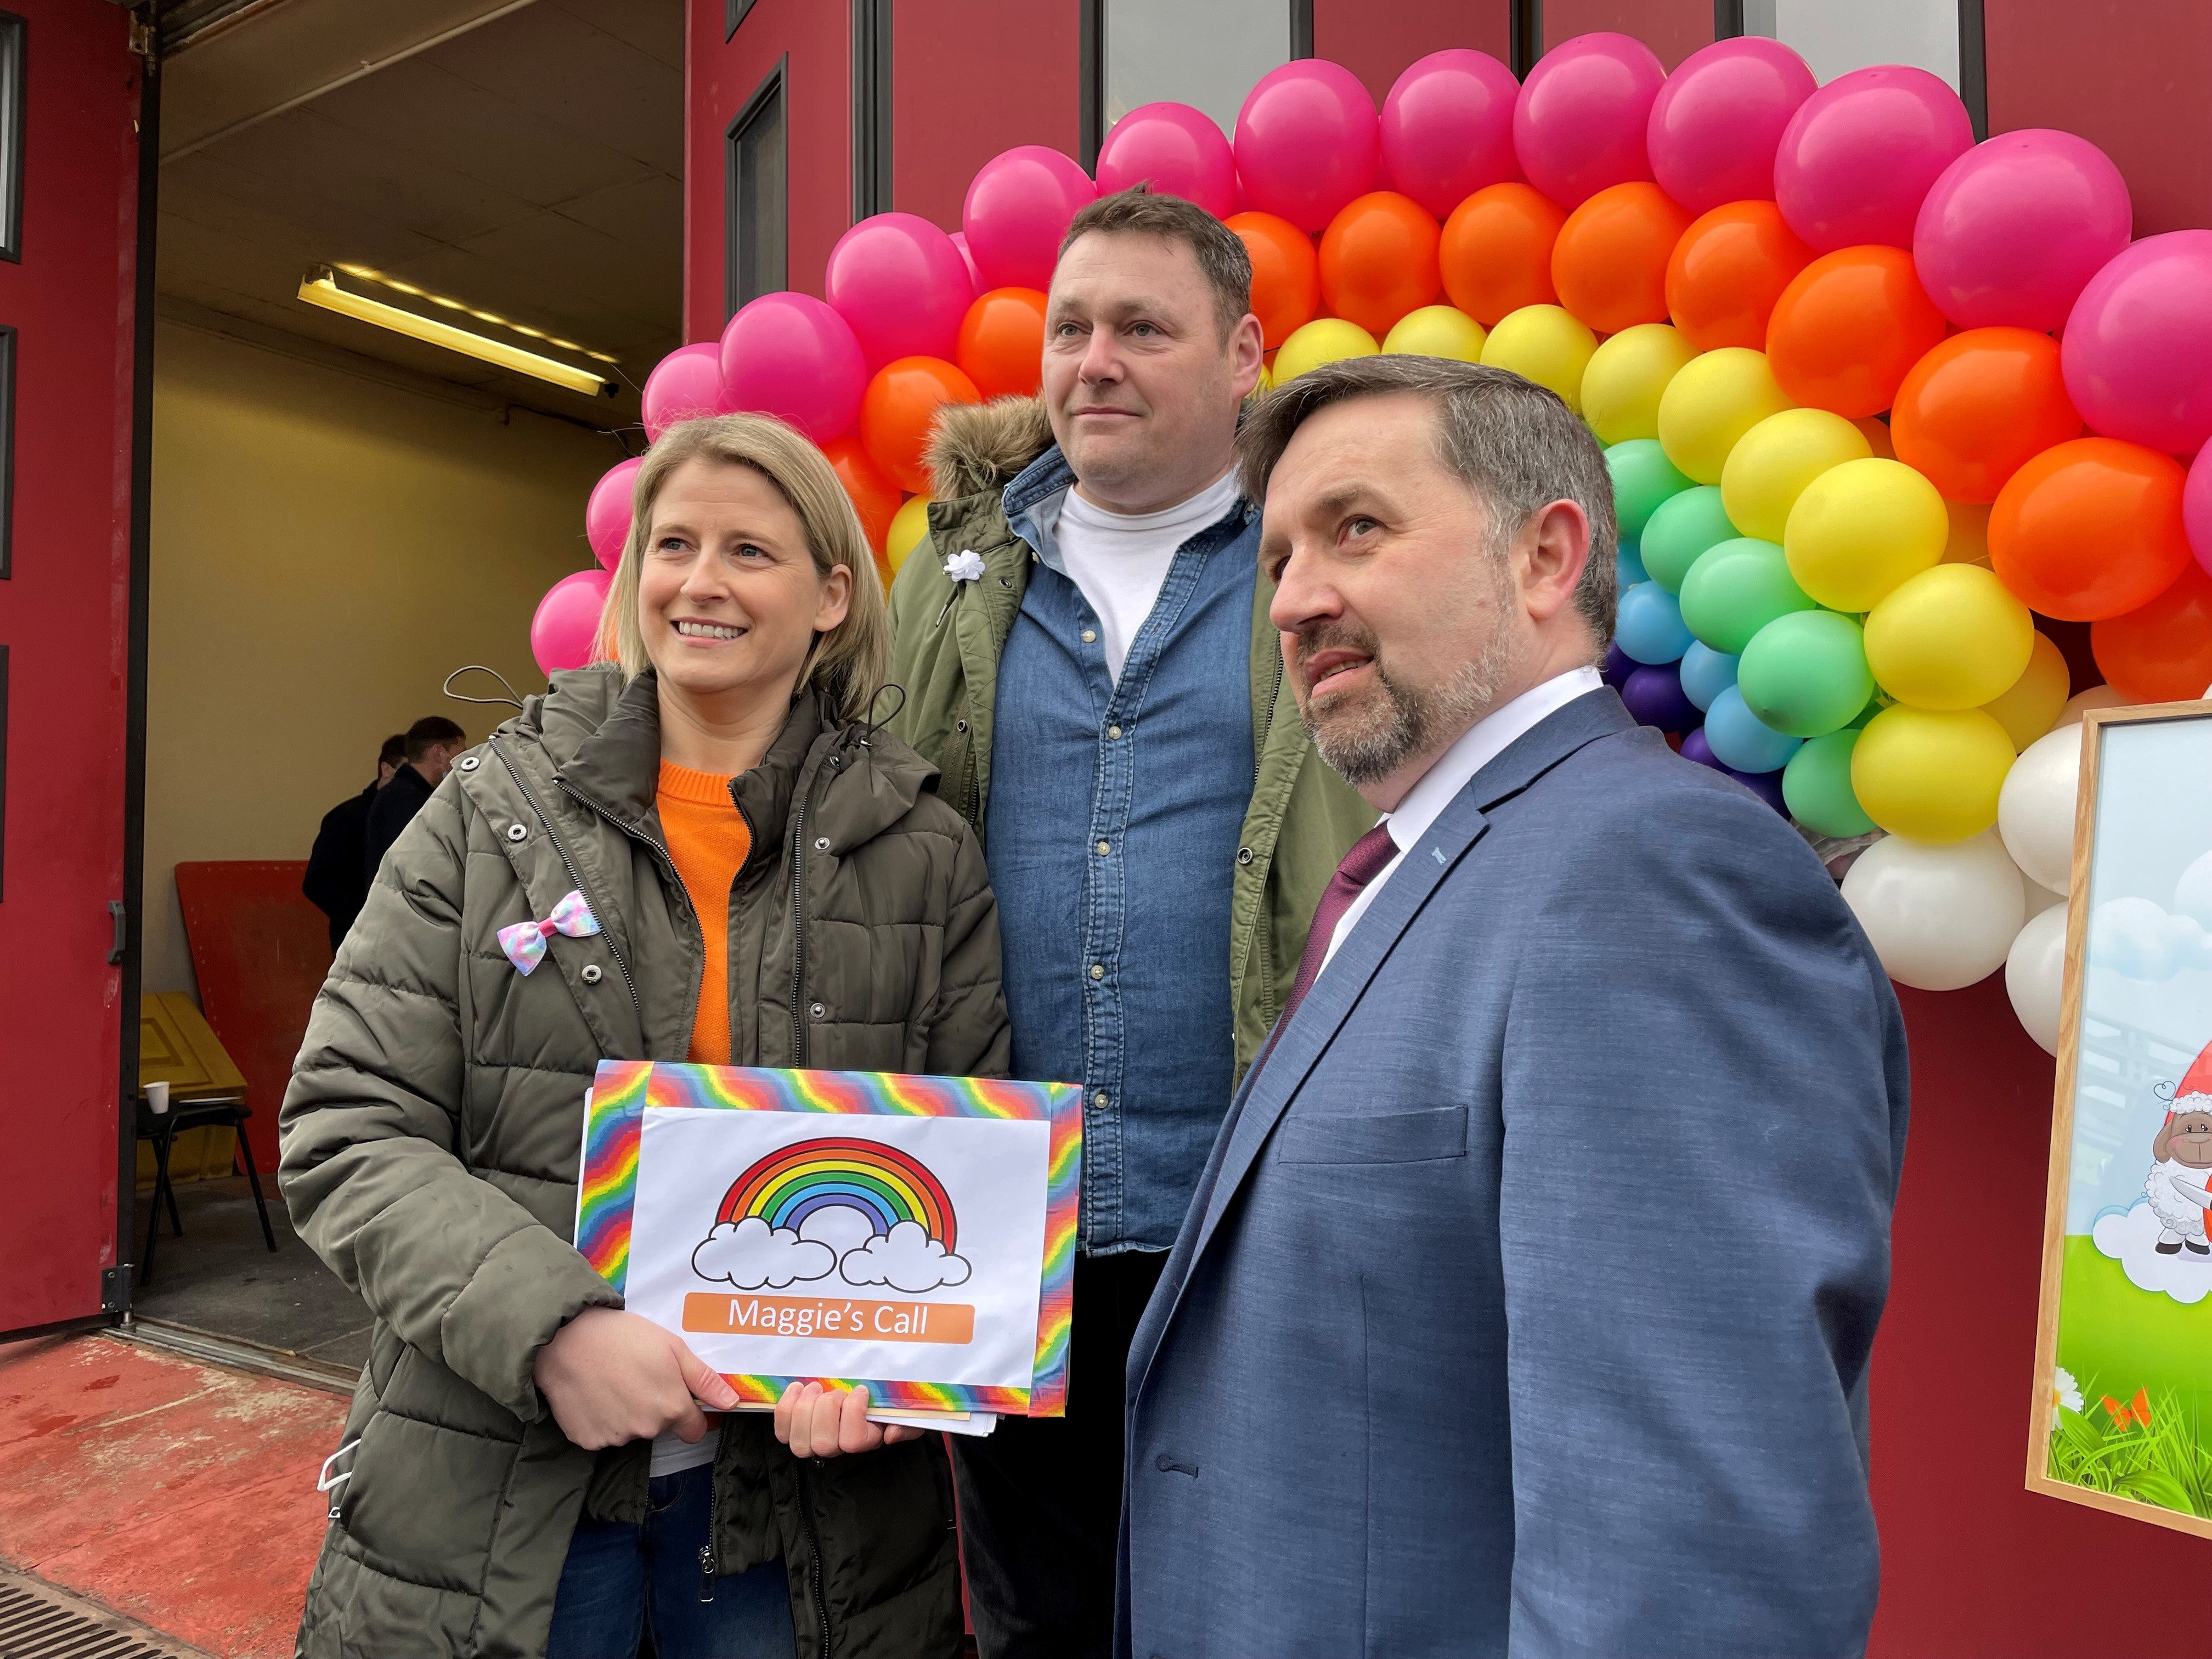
[2057,685,2127,726]
[1842,831,2027,991]
[1997,723,2083,894]
[2005,904,2069,1056]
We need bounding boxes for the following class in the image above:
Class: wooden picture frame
[2030,698,2212,1537]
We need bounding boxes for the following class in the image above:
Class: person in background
[283,414,1005,1659]
[302,732,404,952]
[361,714,466,882]
[1118,354,1909,1659]
[885,184,1372,1659]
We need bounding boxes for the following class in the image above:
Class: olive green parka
[280,665,1006,1659]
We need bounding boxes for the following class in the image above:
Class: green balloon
[1783,730,1877,837]
[1678,538,1819,655]
[1737,611,1875,737]
[1605,438,1694,543]
[1639,485,1736,595]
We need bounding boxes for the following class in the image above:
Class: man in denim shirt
[885,189,1372,1658]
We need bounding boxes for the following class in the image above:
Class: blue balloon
[1679,642,1741,712]
[1704,685,1803,774]
[1614,583,1693,665]
[1617,543,1649,587]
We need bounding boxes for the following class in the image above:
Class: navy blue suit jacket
[1116,689,1909,1659]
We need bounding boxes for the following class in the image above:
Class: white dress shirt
[1316,667,1605,979]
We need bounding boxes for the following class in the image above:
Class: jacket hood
[926,395,1054,500]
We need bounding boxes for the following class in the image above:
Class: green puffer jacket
[885,396,1376,1077]
[280,665,1005,1659]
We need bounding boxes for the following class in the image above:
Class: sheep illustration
[2143,1103,2212,1257]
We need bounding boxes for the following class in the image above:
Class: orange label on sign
[681,1291,975,1345]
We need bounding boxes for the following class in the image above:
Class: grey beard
[1304,633,1516,787]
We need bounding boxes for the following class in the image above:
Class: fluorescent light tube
[297,267,614,397]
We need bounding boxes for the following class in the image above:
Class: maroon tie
[1276,823,1400,1034]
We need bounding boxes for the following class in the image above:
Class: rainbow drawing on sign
[719,1138,958,1251]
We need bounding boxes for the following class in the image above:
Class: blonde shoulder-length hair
[595,413,890,725]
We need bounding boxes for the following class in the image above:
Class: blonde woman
[281,414,1007,1659]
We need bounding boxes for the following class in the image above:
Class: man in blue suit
[1117,355,1909,1659]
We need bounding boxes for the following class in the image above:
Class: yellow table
[137,991,249,1189]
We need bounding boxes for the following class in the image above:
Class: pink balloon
[2187,443,2212,580]
[963,146,1097,291]
[531,568,612,676]
[1774,65,1973,253]
[949,229,983,294]
[718,291,867,443]
[585,457,641,571]
[1647,37,1815,216]
[1096,102,1238,218]
[1234,60,1379,233]
[1512,33,1665,211]
[640,343,726,442]
[825,213,973,369]
[1913,129,2132,332]
[1380,50,1521,219]
[2062,231,2212,455]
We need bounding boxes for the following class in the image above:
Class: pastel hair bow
[496,890,600,975]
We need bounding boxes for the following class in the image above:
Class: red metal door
[0,3,147,1335]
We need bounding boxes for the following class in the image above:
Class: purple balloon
[1622,662,1700,733]
[1380,49,1522,219]
[1680,727,1722,769]
[1602,640,1637,689]
[1512,32,1665,211]
[718,292,868,443]
[1234,60,1380,233]
[1915,131,2132,332]
[1647,37,1815,217]
[1774,65,1973,253]
[2062,230,2212,455]
[964,146,1097,291]
[1098,102,1238,218]
[825,213,973,370]
[1724,764,1790,814]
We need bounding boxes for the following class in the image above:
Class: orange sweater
[657,760,753,1065]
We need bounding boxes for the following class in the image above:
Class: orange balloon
[1989,438,2192,621]
[1319,191,1442,337]
[860,357,980,496]
[1228,211,1319,349]
[1440,183,1566,327]
[1891,327,2083,504]
[2092,561,2212,703]
[823,435,899,554]
[1764,245,1948,419]
[1665,200,1815,352]
[956,287,1047,400]
[1551,182,1692,336]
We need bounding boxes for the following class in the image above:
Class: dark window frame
[726,0,757,41]
[725,58,788,321]
[1714,0,1987,139]
[1081,0,1310,170]
[0,12,24,264]
[851,0,892,219]
[0,326,16,579]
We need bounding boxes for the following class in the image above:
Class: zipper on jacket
[698,1460,719,1601]
[788,778,814,1066]
[792,1455,834,1657]
[1253,652,1285,795]
[487,740,642,1024]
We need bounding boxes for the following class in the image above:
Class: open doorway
[127,0,681,1384]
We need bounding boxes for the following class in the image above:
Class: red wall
[1314,0,1509,105]
[893,0,1080,233]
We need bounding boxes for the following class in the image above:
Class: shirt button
[580,964,603,985]
[1096,839,1110,856]
[1236,847,1254,866]
[1080,628,1097,644]
[1107,725,1122,739]
[1089,964,1105,980]
[810,1001,826,1019]
[1093,1091,1109,1108]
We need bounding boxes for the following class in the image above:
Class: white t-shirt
[1051,471,1242,682]
[650,1420,719,1478]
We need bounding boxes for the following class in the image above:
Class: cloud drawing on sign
[839,1219,973,1293]
[692,1216,836,1289]
[2091,897,2212,983]
[2091,1201,2212,1306]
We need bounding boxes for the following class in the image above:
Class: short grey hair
[1236,357,1619,652]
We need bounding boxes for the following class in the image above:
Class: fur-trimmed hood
[924,394,1054,500]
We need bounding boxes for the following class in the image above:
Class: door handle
[108,899,127,964]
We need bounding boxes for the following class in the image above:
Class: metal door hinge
[101,1264,132,1313]
[127,16,154,58]
[108,900,127,964]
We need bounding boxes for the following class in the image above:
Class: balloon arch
[532,32,2212,1048]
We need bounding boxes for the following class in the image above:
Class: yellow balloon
[1383,304,1488,363]
[1939,497,1991,567]
[1782,457,1948,613]
[1274,317,1379,383]
[1579,323,1697,445]
[1655,346,1794,484]
[1853,416,1895,460]
[1863,563,2035,710]
[1850,705,2017,842]
[1480,304,1598,411]
[1719,409,1872,543]
[1979,631,2071,751]
[1256,358,1275,393]
[886,495,933,575]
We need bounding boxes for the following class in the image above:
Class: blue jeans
[546,1462,796,1659]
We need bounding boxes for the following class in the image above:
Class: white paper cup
[146,1080,170,1115]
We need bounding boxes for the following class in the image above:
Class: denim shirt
[985,447,1258,1252]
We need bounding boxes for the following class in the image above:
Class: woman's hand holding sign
[533,1307,741,1450]
[775,1381,921,1457]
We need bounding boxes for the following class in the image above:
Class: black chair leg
[236,1126,278,1254]
[164,1153,185,1238]
[140,1125,176,1287]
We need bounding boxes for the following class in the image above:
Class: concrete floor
[132,1175,372,1374]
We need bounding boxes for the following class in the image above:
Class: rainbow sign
[576,1060,1080,1417]
[718,1138,958,1251]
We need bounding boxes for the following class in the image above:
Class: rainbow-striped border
[575,1061,1081,1417]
